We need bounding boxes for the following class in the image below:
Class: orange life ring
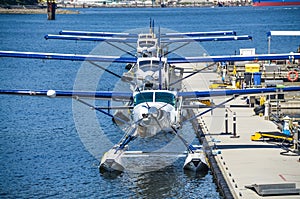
[287,70,299,82]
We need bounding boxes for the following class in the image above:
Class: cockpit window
[134,92,153,106]
[152,61,159,66]
[155,92,176,107]
[139,60,159,67]
[134,92,176,107]
[139,60,151,66]
[139,41,156,48]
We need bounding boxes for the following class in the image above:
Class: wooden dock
[182,68,300,199]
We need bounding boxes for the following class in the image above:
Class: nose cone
[148,106,158,118]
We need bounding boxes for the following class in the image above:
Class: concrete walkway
[182,68,300,199]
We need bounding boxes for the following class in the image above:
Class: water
[0,6,300,198]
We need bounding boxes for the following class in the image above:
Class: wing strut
[169,62,216,87]
[88,61,122,79]
[163,42,190,57]
[184,95,237,123]
[74,97,130,125]
[105,41,137,58]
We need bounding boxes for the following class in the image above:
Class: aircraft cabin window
[139,41,156,48]
[134,92,154,106]
[152,61,159,66]
[139,60,151,66]
[155,92,176,107]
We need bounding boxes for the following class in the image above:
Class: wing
[45,34,138,43]
[58,30,237,37]
[162,35,252,43]
[0,51,137,63]
[178,86,300,98]
[0,89,133,101]
[168,53,300,63]
[44,34,251,43]
[59,30,138,37]
[161,30,236,37]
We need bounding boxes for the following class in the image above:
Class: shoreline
[0,2,252,14]
[0,8,79,14]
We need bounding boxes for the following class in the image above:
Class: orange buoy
[287,70,299,82]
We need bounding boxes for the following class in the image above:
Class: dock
[182,67,300,199]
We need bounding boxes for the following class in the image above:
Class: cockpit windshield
[134,92,176,107]
[139,41,156,48]
[134,92,153,106]
[139,60,159,67]
[155,92,176,107]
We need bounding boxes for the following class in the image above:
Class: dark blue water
[0,6,300,198]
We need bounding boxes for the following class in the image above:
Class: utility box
[240,48,255,55]
[245,64,260,73]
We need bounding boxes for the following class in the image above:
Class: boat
[252,0,300,6]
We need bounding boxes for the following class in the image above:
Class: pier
[182,66,300,198]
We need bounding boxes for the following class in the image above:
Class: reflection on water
[101,161,212,199]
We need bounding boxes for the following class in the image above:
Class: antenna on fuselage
[152,19,155,36]
[149,18,152,34]
[149,18,155,37]
[158,26,163,90]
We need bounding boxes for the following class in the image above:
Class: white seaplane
[1,24,300,173]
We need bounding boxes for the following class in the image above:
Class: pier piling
[47,0,56,20]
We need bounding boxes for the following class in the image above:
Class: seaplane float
[1,22,300,173]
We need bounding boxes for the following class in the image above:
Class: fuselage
[133,57,169,90]
[132,90,179,137]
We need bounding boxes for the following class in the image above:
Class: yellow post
[259,96,266,106]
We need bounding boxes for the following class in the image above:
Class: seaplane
[1,23,300,173]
